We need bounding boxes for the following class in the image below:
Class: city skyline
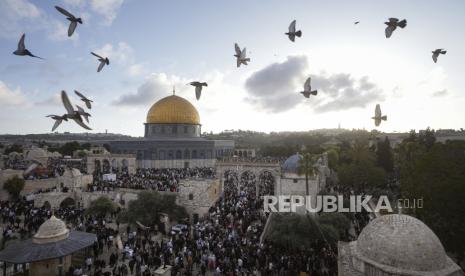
[1,0,465,136]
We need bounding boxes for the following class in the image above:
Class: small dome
[33,216,69,244]
[146,95,200,125]
[356,214,447,271]
[282,153,302,174]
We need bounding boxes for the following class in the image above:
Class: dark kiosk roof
[0,231,96,264]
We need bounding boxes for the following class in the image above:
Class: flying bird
[432,49,447,63]
[285,20,302,42]
[46,114,68,132]
[187,82,208,100]
[76,105,91,123]
[55,6,82,37]
[354,21,360,24]
[300,77,318,98]
[74,90,93,109]
[371,104,387,127]
[234,43,250,67]
[61,90,92,130]
[384,18,407,38]
[91,52,110,72]
[13,34,43,59]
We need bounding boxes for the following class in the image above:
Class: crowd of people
[88,168,216,193]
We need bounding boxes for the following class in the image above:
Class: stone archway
[60,197,76,208]
[102,159,111,174]
[43,201,51,209]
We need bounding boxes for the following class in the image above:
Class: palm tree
[298,153,317,196]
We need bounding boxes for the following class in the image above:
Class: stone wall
[138,159,216,169]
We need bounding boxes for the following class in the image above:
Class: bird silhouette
[46,114,68,131]
[432,49,447,63]
[13,34,43,59]
[55,6,82,37]
[300,77,318,98]
[91,52,110,72]
[285,20,302,42]
[234,43,250,67]
[74,90,93,109]
[187,82,208,100]
[384,18,407,38]
[371,104,387,127]
[354,21,360,24]
[61,90,92,130]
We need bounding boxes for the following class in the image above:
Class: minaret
[173,86,176,95]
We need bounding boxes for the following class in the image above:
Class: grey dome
[282,153,302,174]
[356,214,447,271]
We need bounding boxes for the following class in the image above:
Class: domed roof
[146,95,200,125]
[356,214,447,271]
[282,153,302,174]
[33,216,69,244]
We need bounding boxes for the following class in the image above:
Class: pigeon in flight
[74,90,93,109]
[300,77,318,98]
[61,90,92,130]
[234,43,250,67]
[354,21,360,25]
[13,34,43,59]
[187,82,208,100]
[76,105,91,123]
[91,52,110,72]
[46,114,68,132]
[285,20,302,42]
[432,49,447,63]
[55,6,82,37]
[371,104,387,127]
[384,18,407,38]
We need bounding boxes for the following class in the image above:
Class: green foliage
[298,153,318,195]
[338,161,386,193]
[376,137,394,172]
[58,141,82,156]
[86,196,116,217]
[326,149,339,170]
[267,213,349,251]
[3,176,25,199]
[126,191,188,226]
[4,144,23,155]
[318,213,351,239]
[398,139,465,260]
[260,145,299,158]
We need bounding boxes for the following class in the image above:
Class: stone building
[277,153,330,213]
[0,216,96,276]
[338,214,464,275]
[109,93,234,168]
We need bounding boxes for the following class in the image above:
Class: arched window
[176,150,182,159]
[184,149,191,159]
[192,150,198,159]
[168,150,174,159]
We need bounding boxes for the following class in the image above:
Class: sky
[0,0,464,137]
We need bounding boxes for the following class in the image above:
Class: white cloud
[95,42,133,64]
[90,0,124,25]
[113,73,189,106]
[95,42,146,76]
[0,0,79,41]
[0,81,28,107]
[35,94,62,106]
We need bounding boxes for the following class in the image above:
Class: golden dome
[146,95,200,125]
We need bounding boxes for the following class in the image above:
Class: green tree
[298,153,317,196]
[86,196,116,217]
[58,141,82,156]
[3,176,25,199]
[126,191,188,226]
[4,144,23,155]
[376,137,394,172]
[399,140,465,262]
[326,148,339,171]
